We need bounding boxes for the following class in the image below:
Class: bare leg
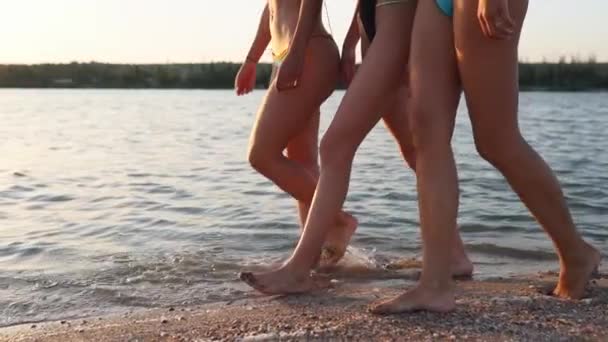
[360,14,473,278]
[286,112,357,264]
[286,111,320,228]
[455,0,600,299]
[248,38,357,266]
[371,0,462,314]
[240,3,417,295]
[381,86,473,278]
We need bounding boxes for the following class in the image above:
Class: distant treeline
[0,63,272,89]
[1,61,607,91]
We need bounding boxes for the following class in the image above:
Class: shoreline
[3,271,607,341]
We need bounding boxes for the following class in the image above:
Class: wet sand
[2,271,607,342]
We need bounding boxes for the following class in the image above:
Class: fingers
[235,62,258,95]
[477,11,491,38]
[236,84,247,96]
[235,71,255,95]
[496,11,515,38]
[240,87,254,96]
[491,12,514,39]
[236,84,245,96]
[479,10,514,40]
[234,76,241,95]
[275,73,299,92]
[276,81,298,92]
[235,81,254,96]
[275,56,302,92]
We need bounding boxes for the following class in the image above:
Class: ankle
[451,250,470,262]
[337,211,349,224]
[560,241,597,266]
[418,276,454,292]
[283,257,315,277]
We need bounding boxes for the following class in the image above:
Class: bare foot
[553,242,601,299]
[240,266,331,295]
[370,283,456,314]
[320,212,358,266]
[387,257,473,279]
[451,255,474,279]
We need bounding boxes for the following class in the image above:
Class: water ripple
[0,90,605,327]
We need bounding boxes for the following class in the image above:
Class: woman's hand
[477,0,515,40]
[235,60,257,96]
[276,49,305,92]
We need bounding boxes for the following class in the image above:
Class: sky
[1,0,607,64]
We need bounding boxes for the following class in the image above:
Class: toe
[369,303,391,315]
[239,271,254,284]
[240,272,266,292]
[311,274,333,290]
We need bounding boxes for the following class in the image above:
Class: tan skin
[235,0,358,266]
[371,0,601,314]
[341,1,473,277]
[240,1,424,294]
[240,0,474,294]
[241,0,600,305]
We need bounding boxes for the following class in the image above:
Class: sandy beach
[2,270,607,342]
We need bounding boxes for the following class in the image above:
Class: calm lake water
[0,89,606,326]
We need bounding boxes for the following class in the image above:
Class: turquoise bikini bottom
[435,0,453,17]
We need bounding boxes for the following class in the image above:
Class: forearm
[245,5,271,62]
[343,1,361,50]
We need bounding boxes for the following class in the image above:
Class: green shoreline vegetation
[1,59,607,91]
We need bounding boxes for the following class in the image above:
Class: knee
[474,131,526,168]
[319,133,356,169]
[248,144,275,174]
[286,149,318,176]
[408,98,453,152]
